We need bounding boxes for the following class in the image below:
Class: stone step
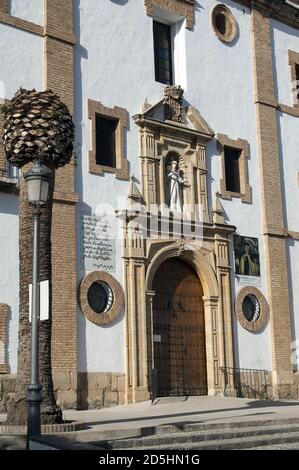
[97,422,299,449]
[126,430,299,450]
[0,436,26,450]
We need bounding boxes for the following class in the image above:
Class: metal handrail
[220,366,270,400]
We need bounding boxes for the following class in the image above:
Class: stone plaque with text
[83,214,116,272]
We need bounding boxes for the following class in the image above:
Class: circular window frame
[235,287,269,333]
[79,271,124,326]
[211,4,238,44]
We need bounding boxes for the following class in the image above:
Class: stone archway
[145,242,225,397]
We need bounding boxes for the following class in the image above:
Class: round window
[87,281,114,314]
[211,5,237,44]
[215,12,227,36]
[242,294,260,323]
[235,287,269,333]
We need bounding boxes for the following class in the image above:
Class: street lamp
[24,160,52,443]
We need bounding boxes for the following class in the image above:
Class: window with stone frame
[88,99,129,180]
[144,0,195,30]
[288,50,299,107]
[217,134,252,204]
[153,20,173,85]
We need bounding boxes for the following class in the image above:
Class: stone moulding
[144,0,196,29]
[87,99,129,180]
[211,4,238,44]
[235,287,269,333]
[79,271,125,326]
[216,133,252,204]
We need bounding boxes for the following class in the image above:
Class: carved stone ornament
[163,85,184,123]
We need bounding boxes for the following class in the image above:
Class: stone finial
[163,85,184,123]
[213,196,225,224]
[127,176,144,207]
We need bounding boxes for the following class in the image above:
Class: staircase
[89,418,299,450]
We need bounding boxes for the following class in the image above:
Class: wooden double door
[153,258,207,396]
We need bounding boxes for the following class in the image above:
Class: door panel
[153,258,207,396]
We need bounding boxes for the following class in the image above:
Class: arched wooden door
[153,258,207,396]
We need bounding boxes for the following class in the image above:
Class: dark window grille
[95,115,117,168]
[224,147,241,193]
[153,20,173,85]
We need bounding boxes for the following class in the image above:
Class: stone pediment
[133,95,214,143]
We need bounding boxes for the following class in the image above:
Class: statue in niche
[167,160,184,212]
[163,85,184,123]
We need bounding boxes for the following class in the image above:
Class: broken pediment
[133,86,214,142]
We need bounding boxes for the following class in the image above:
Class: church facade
[1,0,299,411]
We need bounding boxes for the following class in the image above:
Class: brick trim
[88,99,129,180]
[216,133,252,204]
[251,4,293,392]
[0,0,7,13]
[0,11,43,36]
[79,272,124,326]
[44,1,78,388]
[44,0,76,45]
[0,303,8,373]
[234,0,299,31]
[144,0,195,29]
[235,287,269,333]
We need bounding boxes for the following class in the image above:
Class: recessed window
[242,295,260,323]
[80,271,124,326]
[87,281,114,314]
[211,4,237,44]
[217,134,252,203]
[295,64,299,101]
[215,13,227,36]
[88,99,129,180]
[153,20,173,85]
[96,115,117,168]
[235,287,269,333]
[224,147,241,193]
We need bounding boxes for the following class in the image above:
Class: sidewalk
[61,396,299,436]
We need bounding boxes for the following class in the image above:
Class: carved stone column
[123,217,150,403]
[203,296,222,395]
[215,236,236,396]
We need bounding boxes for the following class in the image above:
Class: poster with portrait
[233,236,260,285]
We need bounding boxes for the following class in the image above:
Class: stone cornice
[233,0,299,30]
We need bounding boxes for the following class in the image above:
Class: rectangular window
[295,63,299,101]
[95,115,117,168]
[153,20,173,85]
[224,147,241,193]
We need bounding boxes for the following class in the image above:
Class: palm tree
[3,88,74,425]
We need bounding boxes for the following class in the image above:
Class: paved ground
[61,395,299,434]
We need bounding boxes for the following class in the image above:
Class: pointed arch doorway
[153,257,208,396]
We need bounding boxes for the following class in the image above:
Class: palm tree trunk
[6,164,61,425]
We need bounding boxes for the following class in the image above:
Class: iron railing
[220,366,271,400]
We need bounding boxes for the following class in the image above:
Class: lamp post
[24,160,52,444]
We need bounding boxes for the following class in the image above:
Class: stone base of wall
[1,371,298,412]
[52,370,78,410]
[0,372,125,412]
[0,374,16,413]
[77,372,125,410]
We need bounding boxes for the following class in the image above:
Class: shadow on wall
[110,0,129,4]
[0,193,18,216]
